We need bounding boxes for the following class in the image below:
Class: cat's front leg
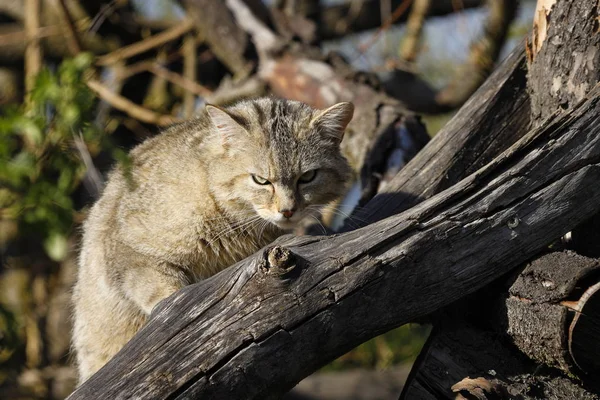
[120,261,188,315]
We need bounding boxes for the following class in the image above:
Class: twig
[357,0,413,56]
[0,25,61,47]
[24,0,41,101]
[117,50,183,79]
[149,64,212,98]
[88,0,120,35]
[400,0,431,62]
[87,79,180,126]
[183,33,197,118]
[55,0,82,54]
[96,18,195,66]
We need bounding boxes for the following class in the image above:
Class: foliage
[0,54,106,261]
[326,324,431,371]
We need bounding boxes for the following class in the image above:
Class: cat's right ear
[206,104,246,147]
[309,102,354,144]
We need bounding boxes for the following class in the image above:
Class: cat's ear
[205,104,246,146]
[310,102,354,143]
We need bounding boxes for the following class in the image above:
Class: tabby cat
[72,97,354,382]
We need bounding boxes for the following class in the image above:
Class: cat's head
[205,97,353,230]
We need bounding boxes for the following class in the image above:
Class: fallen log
[69,80,600,399]
[400,324,600,400]
[400,251,600,399]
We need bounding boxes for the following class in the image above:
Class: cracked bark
[68,80,600,399]
[401,1,600,398]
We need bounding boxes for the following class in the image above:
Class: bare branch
[182,34,197,118]
[95,19,194,66]
[149,64,212,98]
[400,0,431,63]
[86,79,180,126]
[24,0,42,101]
[54,0,83,55]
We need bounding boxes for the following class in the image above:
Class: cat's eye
[251,174,271,185]
[298,169,317,184]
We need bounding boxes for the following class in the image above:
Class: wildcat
[72,97,354,383]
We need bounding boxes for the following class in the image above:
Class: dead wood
[351,41,530,226]
[505,252,600,376]
[69,80,600,399]
[527,0,600,125]
[400,324,600,400]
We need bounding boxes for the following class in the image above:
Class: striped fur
[72,97,353,383]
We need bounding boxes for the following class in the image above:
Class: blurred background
[0,0,534,398]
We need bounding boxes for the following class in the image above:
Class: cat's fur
[72,97,354,383]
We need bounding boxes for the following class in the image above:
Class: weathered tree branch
[384,0,518,114]
[354,41,530,225]
[69,80,600,398]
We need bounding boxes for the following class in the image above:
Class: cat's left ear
[205,104,247,146]
[310,102,354,144]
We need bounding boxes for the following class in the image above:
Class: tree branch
[69,83,600,399]
[86,79,180,126]
[95,19,194,66]
[24,0,41,101]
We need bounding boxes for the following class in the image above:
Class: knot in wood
[507,215,520,229]
[264,246,296,276]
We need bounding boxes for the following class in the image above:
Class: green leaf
[43,232,68,261]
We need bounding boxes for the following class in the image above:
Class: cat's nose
[281,209,295,219]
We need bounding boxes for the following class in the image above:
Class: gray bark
[527,0,600,125]
[348,42,530,226]
[68,82,600,399]
[400,324,600,400]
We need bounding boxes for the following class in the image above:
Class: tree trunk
[401,1,600,397]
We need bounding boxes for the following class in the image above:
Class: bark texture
[400,325,600,400]
[68,83,600,399]
[351,42,530,226]
[527,0,600,124]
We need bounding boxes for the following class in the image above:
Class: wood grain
[69,82,600,400]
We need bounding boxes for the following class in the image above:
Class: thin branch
[400,0,431,62]
[55,0,83,55]
[117,50,184,79]
[24,0,41,101]
[182,34,198,118]
[96,18,195,66]
[72,133,104,199]
[87,79,180,126]
[0,25,61,47]
[149,64,212,98]
[357,0,413,56]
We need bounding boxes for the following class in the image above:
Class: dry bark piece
[506,252,600,374]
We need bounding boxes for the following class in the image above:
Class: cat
[71,97,354,383]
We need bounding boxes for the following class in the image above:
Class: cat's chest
[187,222,281,281]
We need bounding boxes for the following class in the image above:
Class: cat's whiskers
[305,204,367,230]
[257,219,271,242]
[307,214,328,235]
[207,215,263,247]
